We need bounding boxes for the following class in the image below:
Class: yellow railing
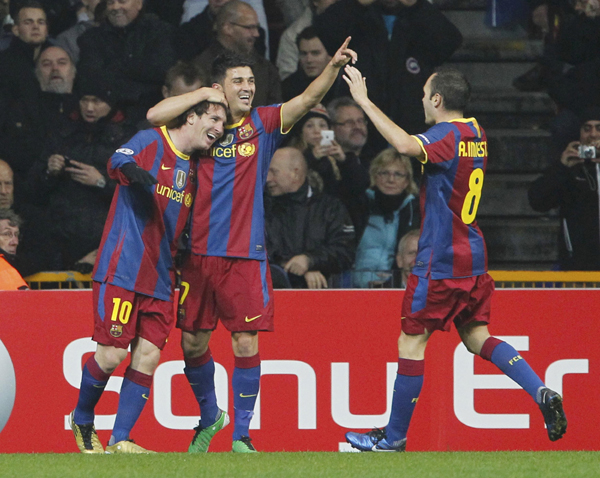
[25,271,93,289]
[489,271,600,288]
[22,270,600,290]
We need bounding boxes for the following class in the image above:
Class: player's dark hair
[165,61,207,91]
[169,101,225,129]
[296,26,319,48]
[211,52,254,85]
[430,67,471,113]
[0,209,23,228]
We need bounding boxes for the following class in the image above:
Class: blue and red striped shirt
[93,126,196,300]
[190,105,287,260]
[412,118,488,279]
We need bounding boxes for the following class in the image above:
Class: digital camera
[578,145,597,161]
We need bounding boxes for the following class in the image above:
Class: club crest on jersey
[238,142,256,157]
[185,193,193,208]
[175,170,186,189]
[219,133,234,146]
[116,148,134,155]
[238,124,254,139]
[110,324,123,338]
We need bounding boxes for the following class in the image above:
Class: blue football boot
[345,427,406,452]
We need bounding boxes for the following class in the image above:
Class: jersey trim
[160,126,189,160]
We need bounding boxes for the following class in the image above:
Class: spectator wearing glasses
[328,96,377,167]
[193,0,281,107]
[350,148,420,288]
[287,104,369,208]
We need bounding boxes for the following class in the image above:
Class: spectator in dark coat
[27,78,137,270]
[265,147,356,289]
[314,0,462,135]
[77,0,177,124]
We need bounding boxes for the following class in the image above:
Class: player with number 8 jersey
[411,118,488,280]
[342,65,566,452]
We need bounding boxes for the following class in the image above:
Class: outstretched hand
[342,65,369,107]
[120,162,158,185]
[330,37,357,68]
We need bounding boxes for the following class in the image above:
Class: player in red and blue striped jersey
[147,40,357,453]
[69,98,227,454]
[342,66,567,451]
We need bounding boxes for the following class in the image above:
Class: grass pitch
[0,451,597,478]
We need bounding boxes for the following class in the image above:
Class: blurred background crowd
[0,0,599,289]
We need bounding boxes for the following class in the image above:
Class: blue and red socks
[109,367,152,445]
[231,354,260,441]
[385,358,424,444]
[74,355,111,425]
[480,337,545,403]
[184,348,219,427]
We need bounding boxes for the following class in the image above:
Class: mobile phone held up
[320,130,335,146]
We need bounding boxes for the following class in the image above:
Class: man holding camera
[529,107,600,270]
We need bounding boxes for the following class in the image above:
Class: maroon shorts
[401,273,494,335]
[176,254,274,333]
[92,281,175,350]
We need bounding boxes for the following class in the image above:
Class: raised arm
[146,87,227,126]
[342,65,423,159]
[281,37,357,130]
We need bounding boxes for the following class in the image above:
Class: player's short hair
[397,229,420,255]
[296,26,319,48]
[12,0,46,22]
[169,101,225,129]
[430,67,471,113]
[369,147,419,195]
[0,209,22,228]
[327,96,363,123]
[211,52,254,85]
[165,61,207,91]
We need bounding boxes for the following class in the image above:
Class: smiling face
[106,0,142,27]
[219,66,255,120]
[580,120,600,146]
[191,103,227,150]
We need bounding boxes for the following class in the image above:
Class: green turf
[0,452,597,478]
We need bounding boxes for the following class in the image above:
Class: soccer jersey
[412,118,488,279]
[93,126,196,301]
[190,105,287,260]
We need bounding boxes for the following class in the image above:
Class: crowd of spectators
[5,0,593,289]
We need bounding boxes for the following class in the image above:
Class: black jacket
[314,0,462,134]
[265,181,356,287]
[528,161,600,270]
[77,14,177,122]
[28,110,136,267]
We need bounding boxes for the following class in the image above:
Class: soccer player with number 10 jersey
[342,66,567,451]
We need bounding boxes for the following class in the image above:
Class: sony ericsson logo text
[210,142,256,158]
[458,141,487,158]
[156,183,193,208]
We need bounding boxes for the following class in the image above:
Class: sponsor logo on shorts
[245,314,262,323]
[238,143,256,157]
[110,324,123,338]
[116,148,135,155]
[239,393,257,398]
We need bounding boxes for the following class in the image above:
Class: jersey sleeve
[412,123,457,170]
[255,105,288,171]
[107,129,161,184]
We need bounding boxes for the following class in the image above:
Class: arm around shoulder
[146,87,226,126]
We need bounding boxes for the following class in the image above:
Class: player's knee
[95,347,127,373]
[181,331,210,358]
[232,331,258,356]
